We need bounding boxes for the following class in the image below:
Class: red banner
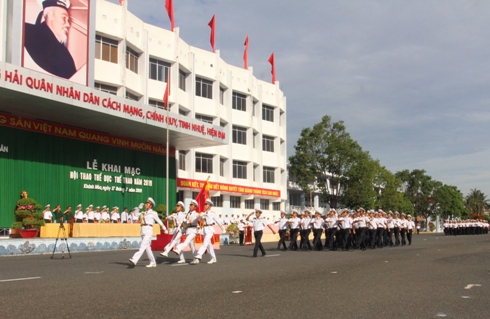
[177,178,280,198]
[0,112,174,156]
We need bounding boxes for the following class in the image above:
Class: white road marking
[331,271,338,274]
[232,291,242,294]
[265,254,280,257]
[464,284,481,290]
[461,296,470,299]
[436,312,447,317]
[85,271,103,274]
[170,263,189,267]
[0,277,41,282]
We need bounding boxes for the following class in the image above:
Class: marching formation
[443,219,489,236]
[275,208,417,252]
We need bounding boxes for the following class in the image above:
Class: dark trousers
[44,219,51,223]
[407,229,413,245]
[277,229,287,249]
[300,229,312,250]
[401,229,407,245]
[339,228,350,250]
[88,220,94,223]
[356,227,366,249]
[76,219,83,223]
[376,228,384,247]
[387,228,394,246]
[239,230,244,245]
[312,229,323,250]
[253,230,265,256]
[369,229,377,248]
[326,228,337,250]
[394,228,400,246]
[289,229,299,250]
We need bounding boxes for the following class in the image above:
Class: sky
[109,0,490,198]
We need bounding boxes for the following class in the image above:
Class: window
[220,121,227,128]
[245,199,254,209]
[230,196,241,208]
[179,70,187,91]
[220,158,226,177]
[126,46,139,73]
[179,151,187,171]
[289,192,301,206]
[260,199,269,210]
[273,202,281,211]
[263,167,275,183]
[192,192,199,199]
[232,126,247,145]
[149,58,170,82]
[262,135,274,152]
[95,82,117,95]
[95,35,118,63]
[232,92,246,111]
[125,91,141,101]
[253,132,258,149]
[196,77,213,99]
[220,87,225,105]
[196,114,213,124]
[233,160,247,179]
[196,153,213,173]
[211,195,223,207]
[149,99,164,109]
[262,105,274,122]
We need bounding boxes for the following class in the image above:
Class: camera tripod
[51,220,71,259]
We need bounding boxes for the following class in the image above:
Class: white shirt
[120,211,129,222]
[101,212,110,221]
[250,217,268,231]
[325,216,338,229]
[275,216,288,230]
[288,217,301,229]
[301,217,312,230]
[311,217,325,229]
[43,210,52,220]
[74,210,83,220]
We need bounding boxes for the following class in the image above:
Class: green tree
[395,169,435,220]
[465,189,489,217]
[373,164,410,212]
[289,115,375,209]
[432,184,466,219]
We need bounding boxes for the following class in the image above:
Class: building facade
[0,0,286,230]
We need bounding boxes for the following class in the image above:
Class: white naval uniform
[163,211,187,260]
[196,210,224,260]
[174,210,200,254]
[131,209,165,265]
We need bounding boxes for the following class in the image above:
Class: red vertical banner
[268,52,276,84]
[243,35,249,69]
[208,14,216,52]
[119,0,124,5]
[195,180,211,213]
[163,78,170,110]
[165,0,175,31]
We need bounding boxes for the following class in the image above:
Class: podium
[244,226,253,246]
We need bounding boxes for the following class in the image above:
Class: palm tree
[465,189,489,216]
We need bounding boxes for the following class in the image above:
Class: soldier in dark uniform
[24,0,77,79]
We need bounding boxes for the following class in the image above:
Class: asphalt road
[1,234,489,319]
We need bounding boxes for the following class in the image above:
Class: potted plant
[13,191,44,238]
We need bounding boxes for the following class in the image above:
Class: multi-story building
[0,0,286,231]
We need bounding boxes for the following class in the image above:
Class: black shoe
[261,254,266,257]
[252,255,257,258]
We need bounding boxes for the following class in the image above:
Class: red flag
[268,52,276,84]
[165,0,175,31]
[243,35,249,69]
[208,14,216,52]
[119,0,124,5]
[195,180,211,213]
[163,78,170,110]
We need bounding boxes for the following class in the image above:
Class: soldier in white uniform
[406,215,415,245]
[274,211,288,250]
[192,199,225,264]
[247,208,272,257]
[74,204,83,223]
[160,201,186,263]
[43,204,53,223]
[129,197,167,268]
[299,210,313,250]
[311,211,325,250]
[173,200,200,260]
[93,206,101,223]
[100,206,110,223]
[288,210,301,250]
[110,207,120,223]
[120,207,129,223]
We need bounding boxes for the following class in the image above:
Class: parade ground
[1,233,488,319]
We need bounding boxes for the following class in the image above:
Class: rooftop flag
[208,14,216,52]
[243,35,249,69]
[268,52,276,84]
[165,0,175,31]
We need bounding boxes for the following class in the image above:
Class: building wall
[93,1,287,219]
